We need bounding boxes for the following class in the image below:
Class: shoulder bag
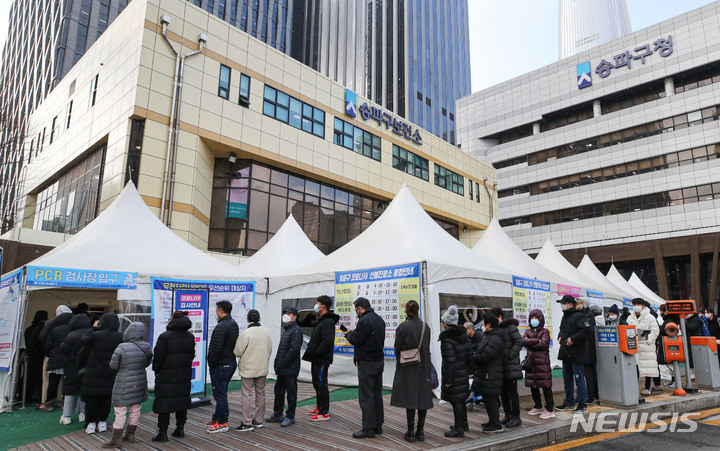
[399,321,425,366]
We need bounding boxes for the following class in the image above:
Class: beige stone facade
[19,0,496,253]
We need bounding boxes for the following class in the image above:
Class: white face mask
[633,305,643,314]
[608,314,618,321]
[705,313,712,319]
[282,314,292,324]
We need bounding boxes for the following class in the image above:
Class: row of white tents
[0,182,665,411]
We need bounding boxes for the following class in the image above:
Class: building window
[334,118,381,161]
[32,144,106,234]
[125,119,145,187]
[50,116,58,144]
[218,64,231,99]
[90,74,99,107]
[475,182,480,203]
[469,180,473,200]
[66,101,73,129]
[392,144,428,180]
[209,159,459,256]
[263,85,325,138]
[434,164,464,195]
[238,73,250,105]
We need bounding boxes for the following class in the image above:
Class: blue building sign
[578,36,674,88]
[345,89,422,146]
[345,89,357,118]
[577,62,592,89]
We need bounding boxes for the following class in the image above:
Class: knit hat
[556,294,576,306]
[608,304,619,315]
[442,305,459,326]
[55,305,72,316]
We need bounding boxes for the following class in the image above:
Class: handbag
[520,353,534,372]
[430,364,439,389]
[399,322,426,366]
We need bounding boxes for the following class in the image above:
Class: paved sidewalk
[11,382,720,451]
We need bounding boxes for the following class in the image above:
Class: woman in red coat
[521,309,555,419]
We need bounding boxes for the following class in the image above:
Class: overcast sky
[0,1,717,89]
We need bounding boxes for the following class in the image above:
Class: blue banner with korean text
[0,269,23,371]
[26,266,137,289]
[334,263,422,358]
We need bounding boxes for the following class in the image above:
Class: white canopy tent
[577,255,634,307]
[236,214,324,276]
[471,219,576,286]
[267,185,514,389]
[1,182,262,411]
[602,264,653,304]
[626,270,666,306]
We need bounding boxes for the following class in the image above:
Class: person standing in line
[302,295,339,421]
[439,305,471,438]
[343,297,386,439]
[489,306,523,428]
[152,311,195,442]
[233,309,273,432]
[605,305,621,326]
[703,309,720,339]
[575,299,599,405]
[391,300,433,443]
[555,295,592,413]
[24,310,48,404]
[267,307,303,427]
[102,322,153,448]
[80,313,123,434]
[627,298,661,396]
[473,313,505,434]
[464,321,484,411]
[56,313,92,424]
[39,305,74,411]
[206,300,239,434]
[522,309,555,420]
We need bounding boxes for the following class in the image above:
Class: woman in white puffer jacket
[627,299,660,395]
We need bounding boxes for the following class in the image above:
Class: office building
[11,0,496,259]
[457,3,720,305]
[559,0,631,59]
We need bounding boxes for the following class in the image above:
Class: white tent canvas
[236,215,324,276]
[471,219,576,286]
[627,271,666,305]
[577,255,633,306]
[267,185,514,389]
[604,265,654,304]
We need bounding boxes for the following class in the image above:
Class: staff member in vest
[151,311,195,442]
[302,295,339,421]
[206,301,239,434]
[233,309,272,432]
[343,297,386,439]
[267,306,303,427]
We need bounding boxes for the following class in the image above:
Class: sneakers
[574,405,589,414]
[208,422,229,433]
[528,407,545,415]
[444,427,465,438]
[266,415,284,423]
[97,421,107,432]
[78,413,85,423]
[309,406,319,415]
[482,424,503,434]
[235,424,253,432]
[205,419,217,426]
[252,420,264,429]
[555,403,576,411]
[506,417,522,428]
[309,414,330,421]
[59,416,72,425]
[539,411,556,420]
[586,398,597,405]
[641,389,651,395]
[281,418,295,427]
[651,386,663,392]
[85,423,97,434]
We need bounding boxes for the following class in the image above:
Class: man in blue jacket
[343,297,386,439]
[267,307,303,427]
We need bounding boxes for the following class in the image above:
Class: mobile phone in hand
[339,324,348,332]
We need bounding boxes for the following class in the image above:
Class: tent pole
[8,268,29,412]
[421,261,429,323]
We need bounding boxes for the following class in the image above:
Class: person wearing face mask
[233,309,273,432]
[302,295,340,422]
[472,313,505,433]
[627,299,660,395]
[438,305,471,437]
[522,310,554,419]
[343,297,386,439]
[206,301,239,434]
[703,310,720,340]
[267,307,303,427]
[606,304,621,326]
[555,295,592,413]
